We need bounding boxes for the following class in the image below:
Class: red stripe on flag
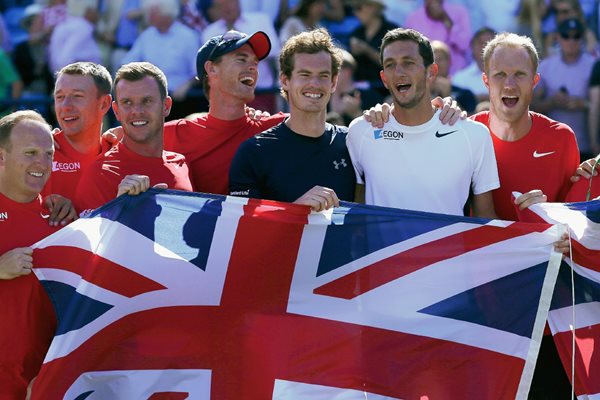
[148,393,189,400]
[314,223,549,299]
[31,307,526,399]
[572,240,600,272]
[554,325,600,397]
[33,246,165,298]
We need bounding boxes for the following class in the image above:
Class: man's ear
[205,60,216,77]
[331,74,339,94]
[379,70,389,90]
[428,63,438,81]
[533,72,540,88]
[100,94,112,114]
[111,101,121,123]
[163,96,173,117]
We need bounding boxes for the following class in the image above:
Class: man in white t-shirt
[347,28,499,217]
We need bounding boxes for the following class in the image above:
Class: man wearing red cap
[163,30,287,195]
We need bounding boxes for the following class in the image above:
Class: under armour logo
[333,159,348,169]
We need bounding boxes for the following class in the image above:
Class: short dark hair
[279,28,343,100]
[471,27,496,46]
[380,28,434,68]
[114,62,169,100]
[0,110,51,151]
[56,62,113,96]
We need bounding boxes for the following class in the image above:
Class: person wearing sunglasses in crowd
[532,18,596,161]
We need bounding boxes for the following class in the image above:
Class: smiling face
[280,51,338,116]
[112,76,172,153]
[207,44,259,104]
[380,40,436,110]
[0,119,54,202]
[54,74,111,140]
[483,44,539,124]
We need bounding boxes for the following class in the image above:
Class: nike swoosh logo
[435,130,458,138]
[40,212,50,219]
[533,150,556,158]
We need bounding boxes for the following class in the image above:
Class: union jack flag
[520,196,600,399]
[30,190,563,399]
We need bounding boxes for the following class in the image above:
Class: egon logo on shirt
[373,129,404,140]
[52,161,81,173]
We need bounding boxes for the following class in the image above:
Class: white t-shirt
[347,110,499,215]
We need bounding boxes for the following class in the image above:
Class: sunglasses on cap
[560,31,583,40]
[207,30,247,59]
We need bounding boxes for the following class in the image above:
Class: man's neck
[0,184,36,204]
[122,136,164,158]
[208,94,248,120]
[561,50,581,65]
[488,109,532,142]
[285,109,327,138]
[63,127,102,155]
[391,100,436,126]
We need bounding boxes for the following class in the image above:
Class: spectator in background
[0,11,12,53]
[516,0,547,56]
[405,0,471,75]
[48,0,102,73]
[0,48,23,117]
[533,18,596,160]
[95,0,143,73]
[453,27,495,103]
[586,59,600,156]
[180,0,209,33]
[279,0,326,44]
[329,49,363,125]
[202,0,281,114]
[240,0,283,26]
[477,0,520,33]
[122,0,200,120]
[348,0,397,105]
[543,0,598,57]
[199,0,221,24]
[430,40,476,114]
[40,0,67,36]
[13,4,53,99]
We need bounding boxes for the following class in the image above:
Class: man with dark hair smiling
[75,62,193,214]
[348,28,499,218]
[229,29,354,211]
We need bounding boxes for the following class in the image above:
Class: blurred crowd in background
[0,0,599,159]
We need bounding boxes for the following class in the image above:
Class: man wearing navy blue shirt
[229,29,355,212]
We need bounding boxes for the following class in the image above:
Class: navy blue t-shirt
[229,121,356,202]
